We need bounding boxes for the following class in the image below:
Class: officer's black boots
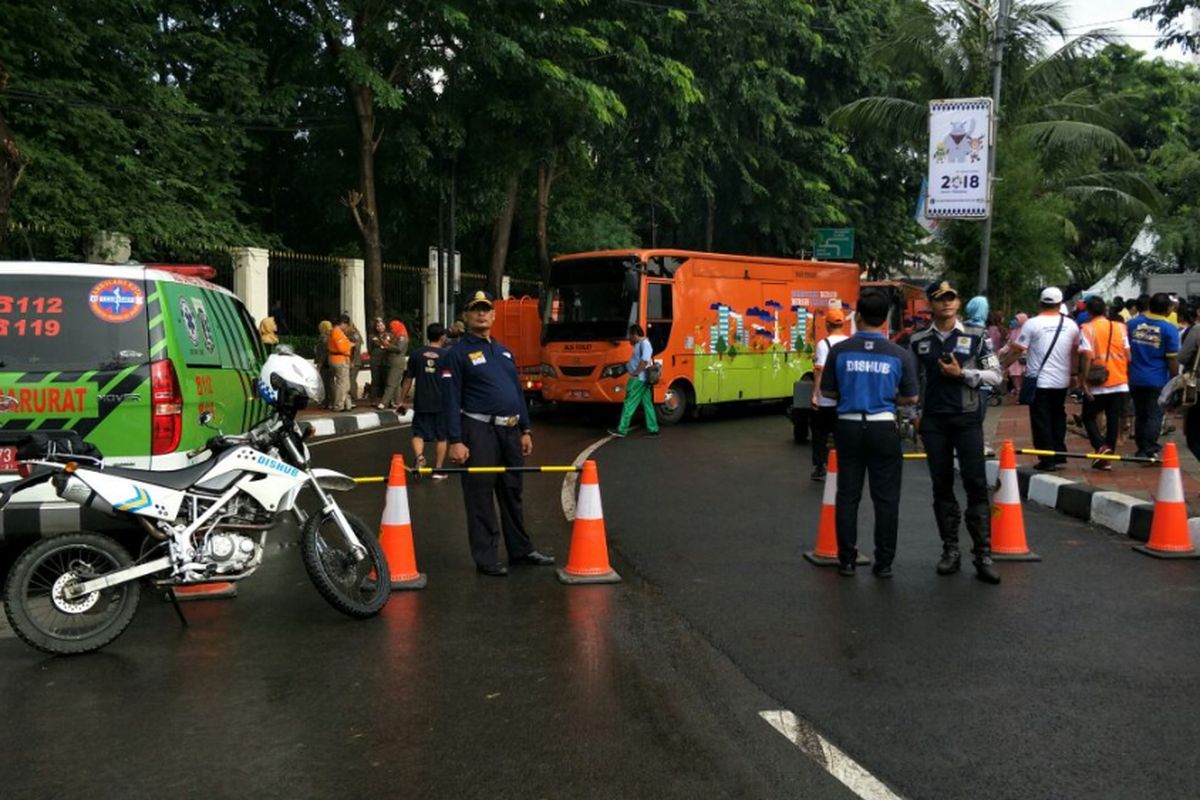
[936,548,961,575]
[974,556,1001,585]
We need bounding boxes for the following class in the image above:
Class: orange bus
[539,249,860,423]
[862,280,931,336]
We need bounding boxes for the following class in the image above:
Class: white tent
[1083,220,1156,301]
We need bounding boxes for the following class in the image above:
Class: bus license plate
[567,389,590,399]
[0,447,16,473]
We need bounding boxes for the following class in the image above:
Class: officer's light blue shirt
[627,338,653,382]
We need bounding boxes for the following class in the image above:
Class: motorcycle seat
[101,461,215,491]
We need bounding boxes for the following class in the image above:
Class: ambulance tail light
[150,359,183,455]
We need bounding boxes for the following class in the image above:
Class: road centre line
[561,434,616,521]
[760,710,905,800]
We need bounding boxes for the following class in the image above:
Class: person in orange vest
[328,314,355,412]
[1077,296,1130,470]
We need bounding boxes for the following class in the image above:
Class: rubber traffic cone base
[391,572,429,590]
[1132,544,1200,560]
[171,582,237,601]
[556,567,620,585]
[803,551,870,567]
[992,551,1042,562]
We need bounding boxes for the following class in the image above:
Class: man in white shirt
[1001,287,1080,471]
[810,306,850,481]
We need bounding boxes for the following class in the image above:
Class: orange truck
[488,296,544,398]
[538,249,860,424]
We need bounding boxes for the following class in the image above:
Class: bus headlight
[539,363,557,377]
[600,363,627,379]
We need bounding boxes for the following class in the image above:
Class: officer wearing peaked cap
[441,290,556,576]
[909,280,1003,584]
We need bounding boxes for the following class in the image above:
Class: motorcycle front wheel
[300,510,390,618]
[3,533,142,655]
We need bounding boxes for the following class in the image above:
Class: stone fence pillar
[231,246,270,324]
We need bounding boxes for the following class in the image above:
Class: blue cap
[464,290,494,310]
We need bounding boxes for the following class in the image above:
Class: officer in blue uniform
[441,290,556,576]
[820,289,919,577]
[908,280,1003,584]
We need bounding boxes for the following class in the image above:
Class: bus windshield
[545,257,637,342]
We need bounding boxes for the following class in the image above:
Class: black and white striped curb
[983,461,1188,543]
[305,408,412,438]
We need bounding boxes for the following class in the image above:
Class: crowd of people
[813,279,1200,585]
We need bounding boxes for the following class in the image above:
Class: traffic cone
[557,460,621,584]
[992,439,1041,561]
[1134,442,1200,559]
[803,450,869,567]
[379,454,428,589]
[172,582,236,601]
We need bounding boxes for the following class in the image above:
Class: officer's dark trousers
[1029,387,1068,467]
[460,416,534,566]
[920,412,991,557]
[833,419,902,567]
[810,406,838,468]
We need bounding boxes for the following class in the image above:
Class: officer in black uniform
[441,290,556,576]
[909,280,1003,584]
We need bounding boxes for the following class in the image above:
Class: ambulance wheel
[3,533,141,655]
[657,381,692,426]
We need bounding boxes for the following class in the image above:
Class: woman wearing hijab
[258,317,279,350]
[315,320,334,409]
[378,319,410,409]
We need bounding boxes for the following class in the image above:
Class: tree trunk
[536,157,557,286]
[705,193,715,251]
[488,170,520,298]
[348,82,383,321]
[0,63,25,248]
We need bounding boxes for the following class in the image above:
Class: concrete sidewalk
[297,401,410,438]
[983,394,1200,514]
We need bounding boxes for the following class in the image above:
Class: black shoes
[476,563,509,577]
[936,549,961,575]
[837,562,856,577]
[811,466,827,482]
[511,550,555,567]
[872,564,893,579]
[974,557,1001,585]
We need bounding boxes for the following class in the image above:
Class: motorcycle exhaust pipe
[59,475,115,516]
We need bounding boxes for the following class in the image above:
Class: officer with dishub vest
[441,290,556,576]
[908,280,1003,584]
[820,289,920,577]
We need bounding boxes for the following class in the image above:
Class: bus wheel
[657,381,692,426]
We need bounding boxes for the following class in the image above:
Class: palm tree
[831,0,1159,301]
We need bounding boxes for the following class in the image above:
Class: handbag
[1019,315,1065,406]
[643,362,662,386]
[1085,320,1114,386]
[1162,329,1200,411]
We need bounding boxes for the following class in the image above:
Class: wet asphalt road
[0,406,1197,799]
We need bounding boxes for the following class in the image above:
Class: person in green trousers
[608,324,660,438]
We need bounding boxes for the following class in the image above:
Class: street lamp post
[977,0,1011,295]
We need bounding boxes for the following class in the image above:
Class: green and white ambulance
[0,262,270,540]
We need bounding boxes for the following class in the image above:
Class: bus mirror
[623,267,640,297]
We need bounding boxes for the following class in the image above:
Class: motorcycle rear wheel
[3,533,141,655]
[300,510,389,618]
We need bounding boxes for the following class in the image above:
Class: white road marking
[308,422,410,447]
[561,435,615,521]
[760,709,905,800]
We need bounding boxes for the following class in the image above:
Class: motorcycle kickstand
[164,588,189,628]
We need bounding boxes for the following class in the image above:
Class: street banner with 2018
[926,97,992,219]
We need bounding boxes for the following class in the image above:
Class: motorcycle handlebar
[187,417,288,459]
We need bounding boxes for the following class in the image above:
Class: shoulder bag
[1160,327,1200,411]
[1019,315,1065,406]
[1085,320,1113,387]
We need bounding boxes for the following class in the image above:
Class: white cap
[1040,286,1063,305]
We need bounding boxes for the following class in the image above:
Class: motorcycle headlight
[539,362,557,377]
[600,363,627,379]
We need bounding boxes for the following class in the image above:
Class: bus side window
[646,283,673,353]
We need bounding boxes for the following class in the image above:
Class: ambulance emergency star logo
[88,279,145,323]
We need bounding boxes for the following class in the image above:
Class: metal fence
[267,250,343,337]
[381,261,425,333]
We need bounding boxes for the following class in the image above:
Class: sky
[1061,0,1190,58]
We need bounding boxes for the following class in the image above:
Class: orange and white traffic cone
[557,460,621,584]
[991,439,1041,561]
[173,582,237,601]
[1134,442,1200,559]
[804,449,868,567]
[379,454,428,588]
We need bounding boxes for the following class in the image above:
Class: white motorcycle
[0,349,389,655]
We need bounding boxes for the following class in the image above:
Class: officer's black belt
[463,411,521,427]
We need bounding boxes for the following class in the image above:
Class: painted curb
[306,409,412,438]
[1028,474,1073,508]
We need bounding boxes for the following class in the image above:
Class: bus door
[645,279,673,355]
